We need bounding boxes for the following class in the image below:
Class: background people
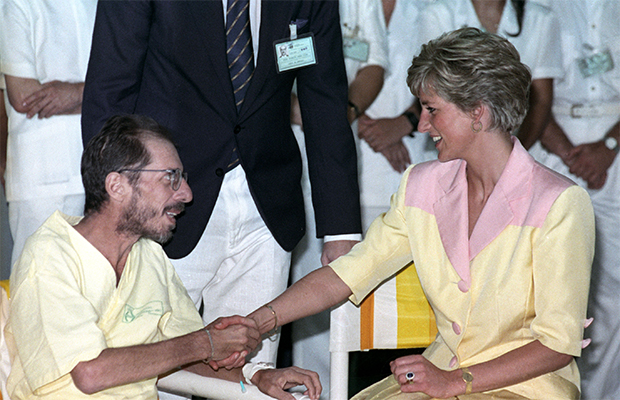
[0,0,95,266]
[247,28,595,400]
[527,1,620,398]
[356,0,437,177]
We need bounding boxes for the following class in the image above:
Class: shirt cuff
[324,234,362,243]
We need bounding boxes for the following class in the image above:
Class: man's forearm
[4,75,42,113]
[348,65,384,123]
[539,117,574,162]
[71,329,212,394]
[516,78,553,149]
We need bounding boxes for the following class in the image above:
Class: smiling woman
[248,27,595,400]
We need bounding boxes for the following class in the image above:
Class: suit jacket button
[234,125,241,134]
[215,168,224,177]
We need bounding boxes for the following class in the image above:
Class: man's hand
[22,80,84,118]
[321,240,358,265]
[252,366,322,400]
[566,141,615,189]
[358,114,412,152]
[206,315,260,370]
[381,141,411,173]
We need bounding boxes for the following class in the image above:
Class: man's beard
[117,192,183,245]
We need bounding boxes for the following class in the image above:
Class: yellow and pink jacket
[331,139,595,399]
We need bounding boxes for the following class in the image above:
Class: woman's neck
[464,131,513,201]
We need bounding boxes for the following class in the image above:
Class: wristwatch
[604,136,619,154]
[461,367,474,395]
[402,110,419,135]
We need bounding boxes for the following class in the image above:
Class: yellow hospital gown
[331,140,595,399]
[6,211,204,399]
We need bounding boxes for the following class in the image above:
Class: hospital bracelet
[203,327,215,361]
[242,362,276,386]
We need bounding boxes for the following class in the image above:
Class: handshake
[196,314,321,400]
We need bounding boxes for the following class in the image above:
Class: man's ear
[105,172,130,203]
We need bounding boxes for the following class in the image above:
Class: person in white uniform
[527,1,620,398]
[356,0,438,227]
[290,0,388,397]
[0,0,96,266]
[417,0,563,151]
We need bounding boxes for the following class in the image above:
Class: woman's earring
[471,120,483,133]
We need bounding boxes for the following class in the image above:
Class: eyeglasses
[118,168,188,191]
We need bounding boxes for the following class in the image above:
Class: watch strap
[461,367,473,395]
[403,110,419,133]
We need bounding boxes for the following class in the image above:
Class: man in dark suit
[81,0,361,371]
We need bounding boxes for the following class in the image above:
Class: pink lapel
[469,139,532,259]
[433,161,472,292]
[431,139,533,292]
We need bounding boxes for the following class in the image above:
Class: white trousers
[172,166,290,357]
[8,194,84,267]
[161,166,290,400]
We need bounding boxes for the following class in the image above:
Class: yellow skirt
[351,375,529,400]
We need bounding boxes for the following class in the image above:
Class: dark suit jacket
[82,0,362,259]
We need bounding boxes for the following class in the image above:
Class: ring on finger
[405,371,415,383]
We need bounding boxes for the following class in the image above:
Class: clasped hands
[357,114,413,173]
[202,315,321,400]
[21,80,84,119]
[562,141,614,190]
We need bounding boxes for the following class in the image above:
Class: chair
[158,371,311,400]
[329,262,437,400]
[0,279,306,400]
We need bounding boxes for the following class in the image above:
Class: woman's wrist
[249,305,278,336]
[446,368,469,397]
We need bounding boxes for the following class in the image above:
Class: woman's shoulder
[530,161,576,194]
[527,161,590,221]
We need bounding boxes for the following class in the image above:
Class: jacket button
[215,168,224,177]
[234,125,241,134]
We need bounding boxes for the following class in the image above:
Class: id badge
[343,37,369,62]
[578,49,614,78]
[274,33,317,73]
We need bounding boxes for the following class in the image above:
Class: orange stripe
[360,292,375,350]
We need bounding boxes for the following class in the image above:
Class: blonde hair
[407,27,532,133]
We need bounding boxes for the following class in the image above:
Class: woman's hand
[390,355,463,398]
[252,366,322,400]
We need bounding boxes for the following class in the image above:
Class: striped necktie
[226,0,254,112]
